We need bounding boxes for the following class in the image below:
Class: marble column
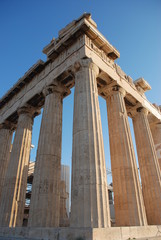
[71,59,111,228]
[0,106,36,227]
[150,123,161,169]
[106,86,147,226]
[28,84,66,227]
[133,107,161,225]
[0,122,14,200]
[59,180,69,227]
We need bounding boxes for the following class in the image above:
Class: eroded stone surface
[0,226,161,240]
[0,107,35,227]
[106,86,147,227]
[28,84,65,227]
[0,13,161,239]
[0,122,13,200]
[150,123,161,169]
[133,108,161,225]
[71,59,111,228]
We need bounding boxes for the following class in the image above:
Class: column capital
[42,83,70,98]
[136,107,149,115]
[128,105,149,119]
[74,58,99,75]
[0,121,16,131]
[106,85,126,98]
[17,105,40,119]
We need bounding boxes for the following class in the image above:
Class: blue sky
[0,1,161,183]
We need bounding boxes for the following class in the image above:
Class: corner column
[71,59,111,228]
[106,86,147,226]
[150,123,161,169]
[28,84,66,227]
[0,122,14,199]
[133,107,161,225]
[0,106,36,227]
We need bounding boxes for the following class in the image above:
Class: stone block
[0,226,161,240]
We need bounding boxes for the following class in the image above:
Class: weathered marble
[0,13,161,239]
[0,106,35,227]
[133,108,161,225]
[59,180,69,227]
[150,123,161,169]
[28,84,67,227]
[71,59,111,228]
[0,225,161,240]
[1,15,161,125]
[106,86,147,226]
[0,122,14,200]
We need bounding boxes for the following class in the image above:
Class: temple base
[0,226,161,240]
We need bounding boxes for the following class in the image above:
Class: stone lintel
[0,60,45,110]
[134,78,151,94]
[42,14,120,60]
[84,44,161,120]
[1,15,161,128]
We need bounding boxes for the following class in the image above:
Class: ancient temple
[0,13,161,240]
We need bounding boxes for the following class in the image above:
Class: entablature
[0,60,46,110]
[84,34,161,122]
[0,13,160,126]
[43,13,120,61]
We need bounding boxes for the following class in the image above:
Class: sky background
[0,0,161,184]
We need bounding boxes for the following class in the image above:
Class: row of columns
[106,87,147,226]
[0,107,38,227]
[0,58,160,228]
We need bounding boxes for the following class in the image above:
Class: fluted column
[0,122,14,200]
[28,84,67,227]
[133,107,161,225]
[150,123,161,169]
[71,59,111,228]
[106,86,147,226]
[59,180,69,227]
[0,106,36,227]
